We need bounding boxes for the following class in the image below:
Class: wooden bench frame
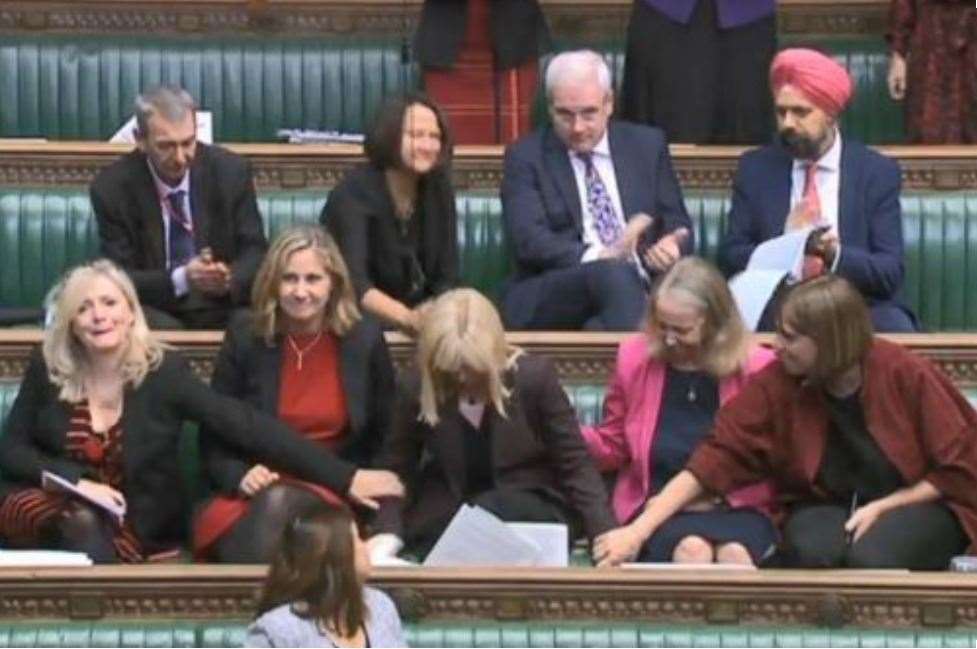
[0,564,976,630]
[0,331,975,389]
[1,142,975,191]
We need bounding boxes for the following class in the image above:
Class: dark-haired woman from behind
[245,505,406,648]
[321,93,458,335]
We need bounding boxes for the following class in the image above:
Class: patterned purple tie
[577,152,623,247]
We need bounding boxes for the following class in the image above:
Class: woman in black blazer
[196,226,398,563]
[369,288,615,561]
[322,93,457,335]
[0,259,402,563]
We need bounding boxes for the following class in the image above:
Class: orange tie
[800,163,825,279]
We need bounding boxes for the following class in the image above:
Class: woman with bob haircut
[321,93,457,334]
[369,288,616,560]
[595,275,977,569]
[195,226,400,563]
[245,504,405,648]
[583,257,777,566]
[0,260,402,563]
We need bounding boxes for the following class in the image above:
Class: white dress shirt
[789,128,843,269]
[147,162,193,297]
[567,131,628,263]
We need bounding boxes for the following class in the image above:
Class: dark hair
[777,275,873,383]
[364,92,453,171]
[255,505,366,637]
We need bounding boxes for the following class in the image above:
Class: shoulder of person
[744,344,777,374]
[92,148,149,188]
[503,127,547,161]
[344,312,384,347]
[844,138,900,177]
[327,165,384,209]
[511,352,556,386]
[364,586,399,617]
[198,142,249,171]
[609,120,666,147]
[249,604,314,647]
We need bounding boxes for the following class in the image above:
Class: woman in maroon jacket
[594,275,977,569]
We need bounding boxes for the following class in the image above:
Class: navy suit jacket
[719,139,911,313]
[501,121,691,319]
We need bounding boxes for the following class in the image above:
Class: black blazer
[374,353,616,541]
[0,350,357,554]
[201,312,395,495]
[90,144,268,312]
[414,0,550,70]
[322,165,458,308]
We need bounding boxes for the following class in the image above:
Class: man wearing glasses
[500,50,692,331]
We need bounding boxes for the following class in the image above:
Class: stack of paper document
[423,505,568,567]
[0,550,92,567]
[41,471,125,525]
[729,226,821,331]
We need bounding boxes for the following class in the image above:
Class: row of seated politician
[0,47,973,572]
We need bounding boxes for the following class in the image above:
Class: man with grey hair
[501,50,692,330]
[90,85,267,329]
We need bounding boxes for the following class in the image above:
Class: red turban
[769,48,853,117]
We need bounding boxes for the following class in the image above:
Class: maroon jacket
[687,338,977,552]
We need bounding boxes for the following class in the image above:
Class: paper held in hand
[41,470,125,525]
[423,504,568,567]
[729,226,823,331]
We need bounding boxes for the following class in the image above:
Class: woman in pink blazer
[582,257,776,565]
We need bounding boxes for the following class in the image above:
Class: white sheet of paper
[423,505,540,567]
[41,470,125,524]
[0,550,93,567]
[747,228,814,279]
[110,111,213,144]
[729,269,788,332]
[506,522,568,567]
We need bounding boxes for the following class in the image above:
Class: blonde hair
[416,289,522,426]
[43,259,165,403]
[646,257,751,378]
[250,226,361,344]
[777,275,873,383]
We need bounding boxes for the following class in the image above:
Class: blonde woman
[195,226,400,563]
[369,288,615,560]
[583,257,776,567]
[0,259,401,563]
[596,275,977,569]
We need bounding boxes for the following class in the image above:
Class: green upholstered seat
[1,622,977,648]
[536,38,902,144]
[0,35,417,142]
[0,33,899,144]
[3,187,977,331]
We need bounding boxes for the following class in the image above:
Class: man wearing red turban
[719,48,917,333]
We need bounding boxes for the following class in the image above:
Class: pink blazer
[581,334,777,524]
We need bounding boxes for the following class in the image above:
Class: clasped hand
[592,523,644,568]
[187,250,231,296]
[600,212,689,272]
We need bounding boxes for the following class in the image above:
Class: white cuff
[171,265,189,298]
[368,533,404,563]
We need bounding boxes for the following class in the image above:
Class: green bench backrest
[3,622,977,648]
[0,35,418,142]
[1,35,901,144]
[3,188,977,331]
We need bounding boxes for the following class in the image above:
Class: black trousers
[619,0,775,145]
[503,259,647,331]
[780,501,967,570]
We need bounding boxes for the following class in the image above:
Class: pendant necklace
[686,377,698,403]
[287,332,322,370]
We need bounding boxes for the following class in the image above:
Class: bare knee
[715,542,755,566]
[672,535,715,563]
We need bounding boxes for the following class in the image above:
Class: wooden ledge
[0,565,975,628]
[0,331,977,387]
[1,142,976,190]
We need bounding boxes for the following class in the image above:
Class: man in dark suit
[719,48,917,332]
[90,85,267,329]
[501,50,692,331]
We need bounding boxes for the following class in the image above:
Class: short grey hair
[134,85,196,136]
[544,50,613,101]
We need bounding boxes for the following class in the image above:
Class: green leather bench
[0,34,902,143]
[538,37,903,143]
[0,35,418,142]
[3,622,977,648]
[3,188,976,331]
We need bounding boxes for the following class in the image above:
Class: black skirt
[619,0,776,145]
[638,507,777,564]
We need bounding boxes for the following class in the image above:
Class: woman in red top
[595,275,977,569]
[195,226,400,563]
